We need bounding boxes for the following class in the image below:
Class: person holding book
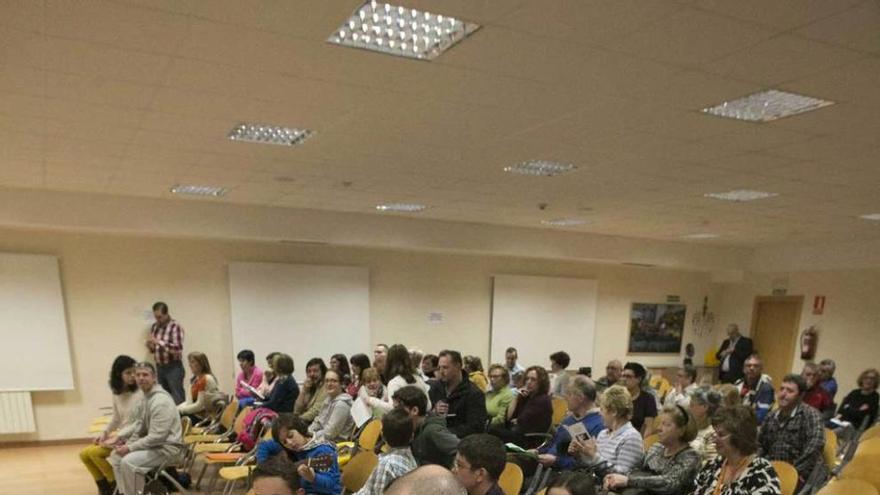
[568,385,644,477]
[512,375,605,477]
[235,349,265,407]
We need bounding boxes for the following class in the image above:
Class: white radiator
[0,391,36,433]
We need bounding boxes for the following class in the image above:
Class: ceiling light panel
[170,185,227,197]
[704,189,778,202]
[682,233,719,239]
[327,1,480,61]
[702,90,834,122]
[228,123,313,147]
[504,160,576,177]
[860,213,880,221]
[376,203,428,212]
[541,218,588,226]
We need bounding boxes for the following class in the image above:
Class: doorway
[750,296,803,385]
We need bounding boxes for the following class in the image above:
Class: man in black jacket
[429,350,488,438]
[716,323,754,383]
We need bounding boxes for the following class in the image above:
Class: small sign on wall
[813,296,826,315]
[428,311,444,324]
[666,295,681,303]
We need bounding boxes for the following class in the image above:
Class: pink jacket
[235,366,265,400]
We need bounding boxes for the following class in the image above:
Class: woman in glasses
[691,405,781,495]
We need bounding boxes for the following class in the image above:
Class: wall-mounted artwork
[628,303,687,354]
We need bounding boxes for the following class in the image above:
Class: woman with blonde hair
[569,385,644,476]
[177,351,223,420]
[464,355,488,392]
[357,367,387,419]
[79,355,142,495]
[486,364,515,427]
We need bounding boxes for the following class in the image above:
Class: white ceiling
[1,0,879,246]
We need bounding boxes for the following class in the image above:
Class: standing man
[109,362,183,495]
[716,323,753,384]
[758,374,826,487]
[146,302,185,404]
[505,347,525,389]
[429,350,488,438]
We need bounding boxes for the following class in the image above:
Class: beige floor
[0,443,224,495]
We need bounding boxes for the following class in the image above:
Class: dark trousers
[158,360,186,405]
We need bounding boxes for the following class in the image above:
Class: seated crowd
[83,338,878,495]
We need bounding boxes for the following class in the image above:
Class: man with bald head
[596,359,623,393]
[385,465,466,495]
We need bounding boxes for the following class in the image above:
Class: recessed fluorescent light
[859,213,880,221]
[682,233,720,240]
[376,203,428,212]
[702,90,834,122]
[170,184,227,197]
[541,218,588,227]
[228,123,313,146]
[704,189,778,202]
[327,1,480,61]
[504,160,576,177]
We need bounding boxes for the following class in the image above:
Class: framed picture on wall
[628,303,687,354]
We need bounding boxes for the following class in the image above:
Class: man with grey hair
[818,359,838,400]
[596,359,623,393]
[514,375,605,476]
[716,323,753,383]
[108,362,183,495]
[385,465,467,495]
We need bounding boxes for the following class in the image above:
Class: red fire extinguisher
[800,326,819,360]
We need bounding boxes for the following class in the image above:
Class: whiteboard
[228,262,370,382]
[0,253,73,391]
[490,275,598,371]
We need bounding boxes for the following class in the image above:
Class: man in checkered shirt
[758,373,826,489]
[145,301,186,404]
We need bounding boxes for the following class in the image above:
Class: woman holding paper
[568,385,644,476]
[234,349,264,407]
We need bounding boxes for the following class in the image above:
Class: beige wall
[0,226,717,442]
[714,269,880,397]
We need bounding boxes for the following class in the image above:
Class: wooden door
[750,296,803,385]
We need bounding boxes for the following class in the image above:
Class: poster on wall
[628,303,687,354]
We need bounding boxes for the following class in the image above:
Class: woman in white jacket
[364,344,431,414]
[309,369,355,443]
